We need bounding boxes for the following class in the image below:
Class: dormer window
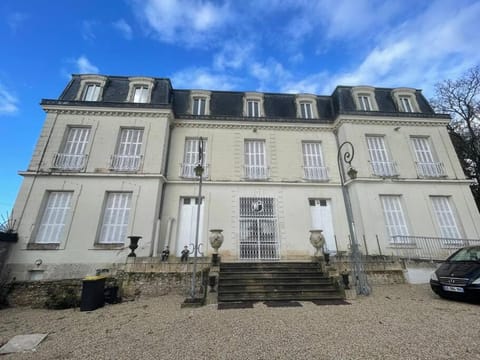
[399,96,413,112]
[190,90,211,115]
[76,75,107,102]
[133,86,149,103]
[392,88,420,113]
[352,86,378,111]
[193,97,206,115]
[296,94,318,119]
[243,92,264,117]
[127,77,155,104]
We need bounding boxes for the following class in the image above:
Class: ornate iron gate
[239,197,279,260]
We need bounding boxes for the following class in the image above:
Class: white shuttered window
[54,127,90,170]
[431,196,461,239]
[302,142,328,180]
[181,138,208,178]
[411,137,445,177]
[83,84,101,101]
[380,195,409,241]
[99,192,132,244]
[36,192,73,243]
[111,128,143,171]
[244,140,268,179]
[366,136,397,176]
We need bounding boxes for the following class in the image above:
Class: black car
[430,245,480,301]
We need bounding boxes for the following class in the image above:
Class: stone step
[220,272,327,279]
[218,291,343,302]
[218,284,337,292]
[219,278,332,285]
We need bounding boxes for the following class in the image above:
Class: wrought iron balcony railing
[370,161,398,177]
[303,166,329,181]
[387,235,480,260]
[415,162,446,178]
[110,154,142,172]
[180,163,209,179]
[52,153,88,171]
[244,165,269,180]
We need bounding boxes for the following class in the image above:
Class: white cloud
[113,19,133,40]
[213,41,255,71]
[172,67,239,90]
[75,56,99,74]
[0,83,18,115]
[135,0,231,46]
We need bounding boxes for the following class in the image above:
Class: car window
[449,247,480,262]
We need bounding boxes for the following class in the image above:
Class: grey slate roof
[46,74,444,121]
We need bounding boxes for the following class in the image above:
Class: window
[300,102,313,119]
[181,138,208,178]
[380,195,409,242]
[392,88,419,113]
[296,94,318,119]
[133,86,149,103]
[352,86,378,111]
[400,96,413,112]
[98,192,132,244]
[111,128,144,171]
[244,140,268,179]
[366,136,398,176]
[247,100,260,117]
[83,84,101,101]
[302,142,328,180]
[358,95,372,111]
[53,127,90,171]
[243,93,264,117]
[411,137,445,177]
[127,77,154,104]
[190,90,211,115]
[76,75,107,101]
[35,192,73,244]
[192,97,206,115]
[431,196,461,239]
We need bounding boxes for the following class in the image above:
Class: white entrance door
[309,199,336,253]
[177,197,204,256]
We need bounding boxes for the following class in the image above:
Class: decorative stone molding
[173,120,333,132]
[42,105,172,118]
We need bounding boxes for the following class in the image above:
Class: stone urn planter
[309,230,325,257]
[127,236,142,257]
[209,229,224,254]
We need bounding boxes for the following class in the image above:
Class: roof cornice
[42,102,172,118]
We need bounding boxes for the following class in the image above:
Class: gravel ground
[0,284,479,360]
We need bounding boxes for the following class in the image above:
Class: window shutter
[99,192,132,244]
[381,195,409,239]
[431,197,461,239]
[36,192,73,243]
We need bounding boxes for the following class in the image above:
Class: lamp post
[190,137,204,300]
[337,141,371,296]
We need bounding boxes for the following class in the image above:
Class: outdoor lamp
[194,164,204,177]
[347,166,358,180]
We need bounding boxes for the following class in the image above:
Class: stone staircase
[218,262,344,302]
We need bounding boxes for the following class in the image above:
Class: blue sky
[1,0,480,217]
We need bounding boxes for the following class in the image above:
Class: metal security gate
[239,197,279,260]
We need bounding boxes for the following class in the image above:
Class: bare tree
[431,66,480,210]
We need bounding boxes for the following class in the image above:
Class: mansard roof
[43,74,444,121]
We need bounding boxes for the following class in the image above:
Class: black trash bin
[80,275,106,311]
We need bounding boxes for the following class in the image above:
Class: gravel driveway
[0,284,479,360]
